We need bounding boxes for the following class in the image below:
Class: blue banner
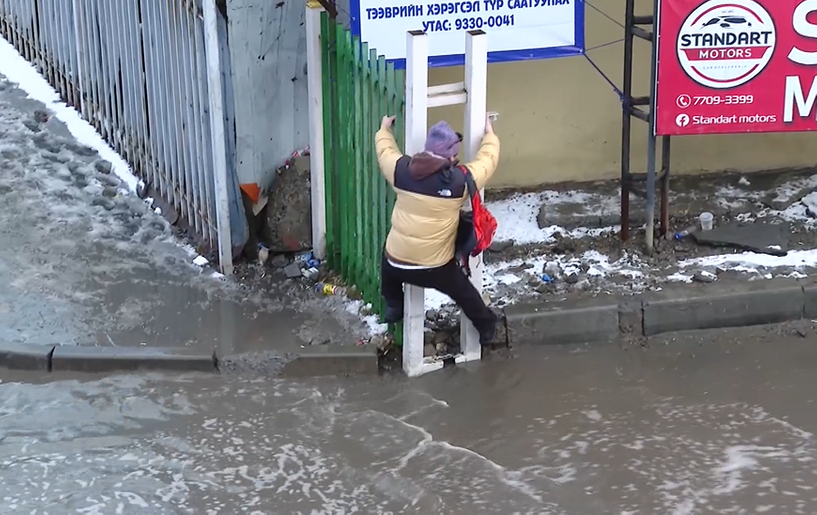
[350,0,585,68]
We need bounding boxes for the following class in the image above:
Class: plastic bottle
[306,253,321,269]
[674,225,697,240]
[257,243,270,266]
[314,282,346,296]
[544,261,562,279]
[302,267,319,281]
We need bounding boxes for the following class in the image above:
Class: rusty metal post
[620,0,636,241]
[660,135,671,236]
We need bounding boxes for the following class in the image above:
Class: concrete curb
[0,342,54,371]
[505,277,813,346]
[0,343,218,374]
[280,344,380,377]
[51,346,219,373]
[11,278,799,374]
[0,342,381,378]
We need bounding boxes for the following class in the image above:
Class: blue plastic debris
[306,252,321,269]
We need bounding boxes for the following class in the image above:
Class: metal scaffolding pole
[620,0,671,253]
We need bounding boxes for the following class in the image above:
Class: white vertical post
[305,0,326,260]
[461,30,488,360]
[71,0,86,119]
[202,0,233,275]
[403,30,429,378]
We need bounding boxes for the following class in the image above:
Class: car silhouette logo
[676,0,775,89]
[702,15,750,29]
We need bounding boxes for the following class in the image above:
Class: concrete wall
[428,0,817,189]
[226,0,309,200]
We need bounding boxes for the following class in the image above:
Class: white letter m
[784,75,817,123]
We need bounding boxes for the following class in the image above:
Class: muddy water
[4,330,817,514]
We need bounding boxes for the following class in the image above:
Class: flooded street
[4,20,817,515]
[4,323,817,513]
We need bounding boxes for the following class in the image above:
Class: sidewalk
[6,33,813,372]
[468,168,817,308]
[0,46,378,376]
[408,167,817,354]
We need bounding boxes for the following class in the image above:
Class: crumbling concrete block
[263,155,312,253]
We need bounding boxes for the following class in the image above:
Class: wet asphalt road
[4,322,817,513]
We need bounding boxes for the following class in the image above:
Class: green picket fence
[320,13,406,318]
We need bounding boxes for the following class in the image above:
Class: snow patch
[425,289,454,312]
[423,250,650,310]
[346,300,387,335]
[679,248,817,271]
[0,36,138,191]
[496,274,521,285]
[488,191,617,245]
[771,174,817,205]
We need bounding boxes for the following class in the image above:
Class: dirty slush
[0,73,374,372]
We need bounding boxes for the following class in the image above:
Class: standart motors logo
[676,0,776,89]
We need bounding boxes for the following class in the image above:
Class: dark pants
[380,252,497,342]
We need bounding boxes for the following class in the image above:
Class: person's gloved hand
[381,115,396,131]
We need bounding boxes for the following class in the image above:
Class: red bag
[454,165,498,276]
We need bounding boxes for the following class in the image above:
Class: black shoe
[384,306,404,324]
[479,324,497,346]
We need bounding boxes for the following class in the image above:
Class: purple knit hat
[424,121,461,158]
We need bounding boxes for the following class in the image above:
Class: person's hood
[408,152,453,180]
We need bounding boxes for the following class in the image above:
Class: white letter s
[789,0,817,65]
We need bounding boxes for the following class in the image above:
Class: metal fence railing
[0,0,245,259]
[320,12,405,318]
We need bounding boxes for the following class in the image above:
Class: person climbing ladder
[374,113,501,346]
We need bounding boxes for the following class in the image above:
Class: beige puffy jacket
[375,128,501,268]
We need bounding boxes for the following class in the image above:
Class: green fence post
[385,63,400,223]
[351,36,364,290]
[336,27,350,279]
[374,54,388,316]
[361,44,374,306]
